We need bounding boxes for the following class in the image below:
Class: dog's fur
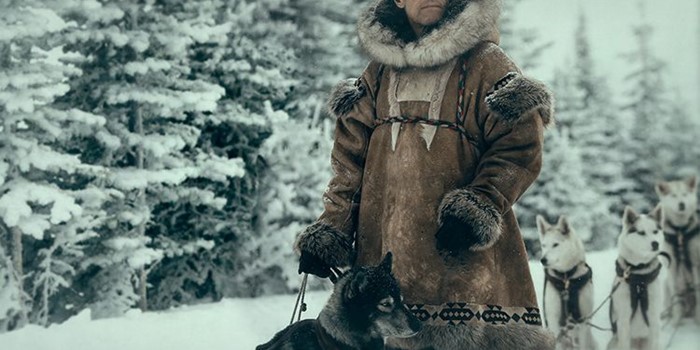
[656,175,700,325]
[537,215,596,350]
[385,320,556,350]
[607,206,665,350]
[256,252,421,350]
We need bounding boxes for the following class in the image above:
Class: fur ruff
[386,323,556,350]
[357,0,501,68]
[294,221,353,267]
[437,188,503,251]
[485,72,555,128]
[327,77,367,117]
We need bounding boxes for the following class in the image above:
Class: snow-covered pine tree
[619,1,675,210]
[517,128,608,254]
[665,93,700,179]
[0,242,24,332]
[144,0,306,304]
[568,11,629,246]
[55,0,245,316]
[499,0,553,71]
[0,0,108,328]
[252,0,370,293]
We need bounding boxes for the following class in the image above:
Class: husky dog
[256,252,421,350]
[656,176,700,324]
[537,215,596,350]
[607,206,665,350]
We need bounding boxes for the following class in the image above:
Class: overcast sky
[514,0,700,113]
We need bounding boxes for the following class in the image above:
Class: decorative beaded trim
[405,302,543,327]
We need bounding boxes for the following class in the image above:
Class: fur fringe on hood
[358,0,501,68]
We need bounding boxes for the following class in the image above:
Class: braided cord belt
[373,58,476,145]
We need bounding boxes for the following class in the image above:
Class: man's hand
[435,215,478,256]
[298,250,332,278]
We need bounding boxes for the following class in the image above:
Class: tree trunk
[0,42,10,68]
[11,226,28,326]
[134,102,148,312]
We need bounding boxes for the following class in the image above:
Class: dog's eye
[380,301,393,308]
[552,243,559,248]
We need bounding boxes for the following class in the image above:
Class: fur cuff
[294,221,354,267]
[485,72,555,129]
[437,188,503,251]
[327,78,367,117]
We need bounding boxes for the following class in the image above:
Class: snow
[0,181,83,239]
[2,249,699,350]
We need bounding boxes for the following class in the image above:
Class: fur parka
[296,0,555,348]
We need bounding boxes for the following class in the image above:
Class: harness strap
[615,259,663,327]
[664,222,700,273]
[544,264,593,327]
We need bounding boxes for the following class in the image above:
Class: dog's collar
[666,216,699,235]
[546,263,582,282]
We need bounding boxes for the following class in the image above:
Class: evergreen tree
[499,0,553,71]
[569,12,628,240]
[55,0,247,317]
[619,1,675,210]
[517,128,609,253]
[0,0,108,328]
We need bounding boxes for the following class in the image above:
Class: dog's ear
[649,204,664,224]
[536,215,550,237]
[556,216,571,236]
[622,206,639,229]
[346,270,369,301]
[655,181,671,197]
[378,251,393,274]
[685,175,698,191]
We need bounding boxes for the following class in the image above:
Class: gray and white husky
[656,175,700,325]
[256,252,421,350]
[607,206,665,350]
[537,215,596,350]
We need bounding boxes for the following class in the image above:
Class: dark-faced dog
[256,252,422,350]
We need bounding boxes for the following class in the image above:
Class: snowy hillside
[1,250,698,350]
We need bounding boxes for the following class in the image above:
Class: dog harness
[544,263,593,327]
[664,219,700,273]
[611,258,662,331]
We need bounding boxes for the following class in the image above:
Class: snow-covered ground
[2,249,699,350]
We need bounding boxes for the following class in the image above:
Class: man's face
[396,0,447,27]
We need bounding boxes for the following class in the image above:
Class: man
[296,1,555,348]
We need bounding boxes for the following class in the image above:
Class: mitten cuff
[294,221,354,267]
[437,188,503,251]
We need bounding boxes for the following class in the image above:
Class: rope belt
[372,57,479,147]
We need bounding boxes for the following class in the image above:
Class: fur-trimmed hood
[358,0,501,68]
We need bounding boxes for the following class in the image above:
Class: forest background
[0,0,698,332]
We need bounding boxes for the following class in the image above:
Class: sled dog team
[257,176,698,350]
[539,175,700,350]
